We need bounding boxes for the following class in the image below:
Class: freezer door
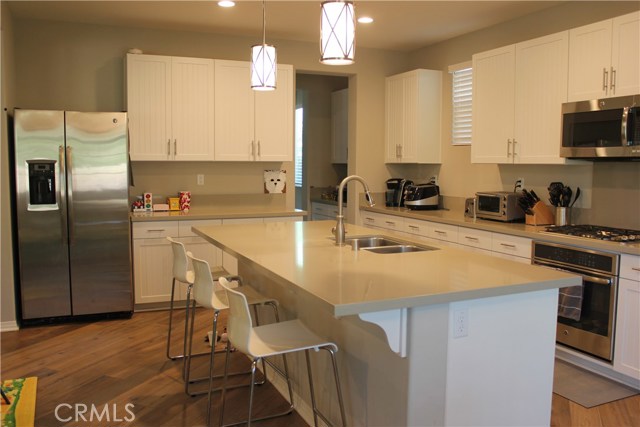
[14,110,72,319]
[65,112,133,315]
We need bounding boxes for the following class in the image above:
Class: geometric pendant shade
[320,0,355,65]
[251,0,277,90]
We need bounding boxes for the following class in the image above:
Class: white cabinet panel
[614,278,640,379]
[428,223,459,244]
[620,254,640,282]
[132,221,180,239]
[472,32,569,165]
[126,54,214,161]
[491,233,531,259]
[133,237,175,304]
[385,69,442,164]
[457,227,492,251]
[215,60,293,161]
[568,11,640,101]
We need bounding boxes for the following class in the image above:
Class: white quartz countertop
[130,206,306,222]
[193,220,579,317]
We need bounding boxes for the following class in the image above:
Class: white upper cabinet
[214,60,293,162]
[331,89,348,164]
[472,31,569,164]
[385,69,442,164]
[126,54,215,161]
[568,11,640,101]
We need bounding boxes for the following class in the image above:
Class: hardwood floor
[2,310,638,427]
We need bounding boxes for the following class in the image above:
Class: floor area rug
[1,377,37,427]
[553,359,639,408]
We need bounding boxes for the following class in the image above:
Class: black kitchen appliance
[404,184,439,210]
[385,178,413,207]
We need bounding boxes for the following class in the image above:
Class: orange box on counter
[167,197,180,211]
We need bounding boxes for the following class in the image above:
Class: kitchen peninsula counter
[193,220,579,427]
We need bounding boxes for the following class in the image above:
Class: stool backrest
[187,254,228,310]
[167,237,191,284]
[218,277,253,355]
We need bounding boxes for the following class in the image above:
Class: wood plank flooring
[2,310,638,426]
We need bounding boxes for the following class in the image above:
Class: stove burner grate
[544,225,640,243]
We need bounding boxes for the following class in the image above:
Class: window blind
[451,67,472,145]
[294,107,303,187]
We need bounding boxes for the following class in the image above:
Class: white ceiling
[6,1,566,52]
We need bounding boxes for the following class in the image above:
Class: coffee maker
[385,178,413,207]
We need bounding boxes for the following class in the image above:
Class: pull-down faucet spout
[334,175,375,245]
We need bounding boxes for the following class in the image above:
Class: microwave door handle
[621,107,629,146]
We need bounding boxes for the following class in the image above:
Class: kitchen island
[193,220,579,426]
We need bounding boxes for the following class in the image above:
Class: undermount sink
[345,235,438,254]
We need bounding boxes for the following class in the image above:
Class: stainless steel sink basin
[345,235,438,254]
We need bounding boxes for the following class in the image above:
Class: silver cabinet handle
[512,139,517,157]
[434,230,447,235]
[602,67,609,94]
[174,139,177,156]
[610,67,616,94]
[385,221,397,226]
[364,217,375,222]
[408,225,419,230]
[631,267,640,272]
[500,243,516,248]
[507,139,512,157]
[147,229,166,232]
[251,141,255,158]
[464,236,479,242]
[257,140,261,157]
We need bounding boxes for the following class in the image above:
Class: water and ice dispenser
[27,160,57,208]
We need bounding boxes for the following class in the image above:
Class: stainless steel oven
[532,241,619,362]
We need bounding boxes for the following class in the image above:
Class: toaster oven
[475,192,524,222]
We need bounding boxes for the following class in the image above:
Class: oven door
[537,261,618,361]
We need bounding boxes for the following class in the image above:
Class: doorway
[294,74,348,212]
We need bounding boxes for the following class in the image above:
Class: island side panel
[426,289,557,426]
[239,260,412,427]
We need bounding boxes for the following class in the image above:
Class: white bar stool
[166,238,226,360]
[187,254,280,426]
[218,277,347,427]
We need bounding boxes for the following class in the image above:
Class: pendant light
[320,0,355,65]
[251,0,277,90]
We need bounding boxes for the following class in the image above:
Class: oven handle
[533,260,612,285]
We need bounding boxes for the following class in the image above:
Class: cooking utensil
[561,186,572,207]
[570,187,581,207]
[548,182,565,207]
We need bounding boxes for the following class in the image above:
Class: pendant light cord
[261,0,266,45]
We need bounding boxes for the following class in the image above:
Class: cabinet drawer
[458,227,492,251]
[428,223,458,243]
[132,221,180,239]
[179,219,223,237]
[491,233,531,259]
[620,254,640,282]
[360,211,385,229]
[403,219,429,237]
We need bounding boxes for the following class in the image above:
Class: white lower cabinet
[457,228,493,252]
[491,232,532,262]
[132,220,222,305]
[428,223,459,246]
[614,255,640,379]
[311,202,339,221]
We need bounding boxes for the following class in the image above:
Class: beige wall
[1,2,17,327]
[403,1,640,228]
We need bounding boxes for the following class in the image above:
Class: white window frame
[449,61,472,146]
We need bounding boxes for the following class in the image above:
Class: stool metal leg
[166,278,180,360]
[305,350,319,427]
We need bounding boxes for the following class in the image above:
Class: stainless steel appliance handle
[257,140,261,157]
[581,274,612,286]
[167,139,171,156]
[59,145,68,245]
[533,260,612,286]
[621,106,629,146]
[66,146,75,245]
[174,139,177,156]
[602,67,608,94]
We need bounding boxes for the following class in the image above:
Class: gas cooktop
[543,225,640,243]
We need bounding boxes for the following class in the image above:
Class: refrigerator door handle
[59,145,68,245]
[66,146,75,245]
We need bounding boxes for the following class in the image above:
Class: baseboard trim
[0,321,20,332]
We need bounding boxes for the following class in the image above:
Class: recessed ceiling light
[358,16,374,24]
[218,1,235,7]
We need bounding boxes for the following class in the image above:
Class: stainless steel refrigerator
[13,110,133,322]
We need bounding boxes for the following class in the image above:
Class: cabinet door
[133,237,174,304]
[471,45,515,164]
[568,19,613,101]
[385,75,405,162]
[171,57,215,161]
[214,60,254,161]
[331,89,348,164]
[611,12,640,97]
[254,64,293,161]
[613,278,640,379]
[515,32,569,164]
[127,54,172,160]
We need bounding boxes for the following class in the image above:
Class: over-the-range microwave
[561,94,639,160]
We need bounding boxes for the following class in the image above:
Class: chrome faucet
[333,175,375,245]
